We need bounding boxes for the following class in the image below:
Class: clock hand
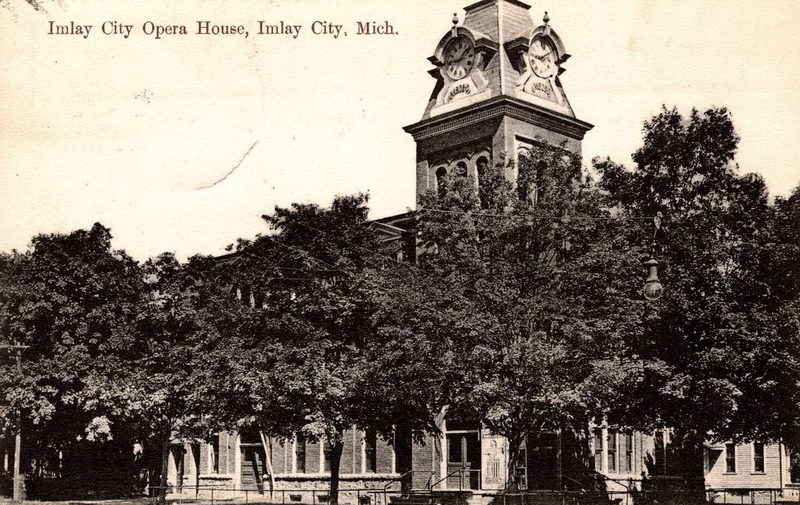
[449,53,467,65]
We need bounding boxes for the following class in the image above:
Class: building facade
[167,429,795,497]
[166,0,796,501]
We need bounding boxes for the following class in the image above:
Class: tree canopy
[1,106,798,499]
[411,141,656,488]
[596,107,797,462]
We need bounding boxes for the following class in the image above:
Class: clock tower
[403,0,593,204]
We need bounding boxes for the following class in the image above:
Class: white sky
[1,0,799,261]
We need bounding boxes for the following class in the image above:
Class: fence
[147,485,401,505]
[468,489,794,505]
[146,485,797,505]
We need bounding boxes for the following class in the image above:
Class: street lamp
[642,212,664,301]
[642,258,663,301]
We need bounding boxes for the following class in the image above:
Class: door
[447,433,481,490]
[240,446,265,492]
[527,432,559,490]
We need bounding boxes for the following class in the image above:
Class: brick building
[163,0,797,501]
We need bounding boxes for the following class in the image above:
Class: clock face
[529,36,557,79]
[443,36,476,80]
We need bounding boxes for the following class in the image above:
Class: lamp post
[642,258,663,301]
[642,212,664,301]
[0,342,28,503]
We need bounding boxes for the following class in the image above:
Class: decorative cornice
[475,37,499,64]
[404,96,593,141]
[505,35,528,55]
[464,0,531,13]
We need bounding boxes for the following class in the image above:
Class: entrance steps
[390,491,622,505]
[390,491,474,505]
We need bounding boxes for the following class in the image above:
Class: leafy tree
[758,186,800,454]
[81,252,227,501]
[414,144,652,490]
[206,194,449,504]
[595,106,788,478]
[0,224,142,493]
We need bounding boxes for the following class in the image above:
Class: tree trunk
[328,437,345,505]
[259,431,276,497]
[431,406,449,490]
[158,433,171,504]
[505,431,525,492]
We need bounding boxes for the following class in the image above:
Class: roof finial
[451,12,459,37]
[542,11,551,36]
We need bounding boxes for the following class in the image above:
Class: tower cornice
[404,95,593,142]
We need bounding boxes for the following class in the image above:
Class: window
[455,161,468,177]
[323,439,332,472]
[622,431,634,474]
[790,448,800,483]
[725,443,736,473]
[364,429,377,473]
[593,428,603,471]
[654,431,666,475]
[476,157,488,181]
[753,443,765,473]
[295,435,306,473]
[531,160,547,206]
[189,443,200,475]
[476,156,490,209]
[448,434,462,463]
[435,167,447,196]
[516,154,531,203]
[209,438,220,473]
[607,431,618,473]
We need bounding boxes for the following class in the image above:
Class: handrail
[427,468,481,491]
[382,470,415,494]
[561,473,585,490]
[427,469,462,491]
[359,470,431,505]
[563,470,632,492]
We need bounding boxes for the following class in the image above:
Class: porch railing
[425,468,482,491]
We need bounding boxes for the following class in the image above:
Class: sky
[1,0,799,261]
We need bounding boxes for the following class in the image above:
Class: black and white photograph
[1,1,798,505]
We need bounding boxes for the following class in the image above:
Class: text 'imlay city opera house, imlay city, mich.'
[154,0,796,502]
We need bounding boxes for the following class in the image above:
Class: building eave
[403,95,593,142]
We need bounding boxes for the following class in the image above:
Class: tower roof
[415,0,585,126]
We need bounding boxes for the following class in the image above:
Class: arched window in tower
[516,154,532,204]
[516,153,547,207]
[476,156,489,181]
[475,156,490,209]
[455,161,468,178]
[531,160,547,206]
[435,166,448,197]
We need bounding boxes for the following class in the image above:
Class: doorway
[447,432,480,490]
[527,432,559,490]
[240,445,265,492]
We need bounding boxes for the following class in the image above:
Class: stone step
[391,491,623,505]
[390,496,435,505]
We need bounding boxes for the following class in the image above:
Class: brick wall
[376,436,394,474]
[342,429,356,474]
[411,432,437,489]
